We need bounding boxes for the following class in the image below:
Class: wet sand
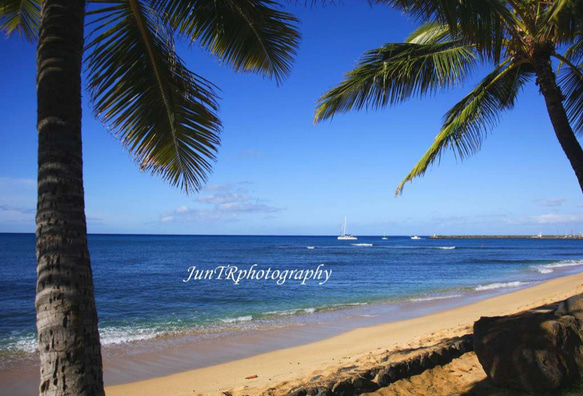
[105,272,583,395]
[2,272,582,396]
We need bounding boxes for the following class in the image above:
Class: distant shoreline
[429,234,583,239]
[2,232,582,238]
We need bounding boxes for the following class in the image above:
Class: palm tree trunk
[532,53,583,193]
[36,1,104,395]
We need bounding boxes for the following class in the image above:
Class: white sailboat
[382,233,388,240]
[410,235,422,240]
[338,217,358,240]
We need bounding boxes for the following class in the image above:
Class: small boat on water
[382,233,388,240]
[338,217,358,240]
[411,235,422,240]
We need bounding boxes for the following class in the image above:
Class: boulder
[474,294,583,394]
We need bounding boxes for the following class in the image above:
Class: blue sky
[0,2,582,235]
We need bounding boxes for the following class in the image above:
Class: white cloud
[533,213,583,224]
[196,192,250,205]
[0,205,35,215]
[161,183,281,224]
[201,184,233,192]
[239,149,264,158]
[0,177,35,187]
[535,197,565,208]
[0,177,36,227]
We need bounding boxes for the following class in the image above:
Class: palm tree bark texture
[532,46,583,191]
[36,0,104,395]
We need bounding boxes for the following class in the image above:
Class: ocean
[1,233,582,361]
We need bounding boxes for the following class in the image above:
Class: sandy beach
[104,271,583,396]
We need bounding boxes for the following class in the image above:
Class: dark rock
[438,346,451,362]
[331,379,355,396]
[307,387,332,396]
[408,356,424,376]
[376,364,397,387]
[361,368,378,380]
[556,294,583,323]
[418,353,429,369]
[428,349,445,366]
[453,336,473,354]
[352,377,379,393]
[393,361,409,379]
[375,371,390,387]
[446,344,459,360]
[474,297,583,394]
[288,388,308,396]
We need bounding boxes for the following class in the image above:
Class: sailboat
[337,217,358,240]
[382,233,388,240]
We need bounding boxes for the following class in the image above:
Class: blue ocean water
[0,233,582,357]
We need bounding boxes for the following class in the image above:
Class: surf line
[183,264,332,286]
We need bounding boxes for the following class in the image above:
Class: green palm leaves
[0,0,40,41]
[396,61,534,194]
[2,0,299,192]
[156,0,299,84]
[86,0,222,192]
[316,2,583,194]
[315,31,477,121]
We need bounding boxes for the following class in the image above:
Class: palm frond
[153,0,300,84]
[406,21,455,44]
[86,0,221,193]
[315,38,477,122]
[396,61,534,195]
[558,60,583,135]
[0,0,40,41]
[539,0,583,43]
[564,35,583,65]
[375,0,513,61]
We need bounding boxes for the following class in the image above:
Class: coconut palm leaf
[314,38,477,122]
[86,0,221,192]
[0,0,40,41]
[559,60,583,134]
[564,35,583,65]
[406,21,455,44]
[539,0,583,42]
[154,0,300,84]
[395,61,534,194]
[375,0,512,61]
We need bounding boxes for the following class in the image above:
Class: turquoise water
[0,233,582,356]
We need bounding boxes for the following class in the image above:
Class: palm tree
[315,0,583,194]
[1,0,299,394]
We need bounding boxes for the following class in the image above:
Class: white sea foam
[410,294,462,302]
[220,315,253,324]
[352,243,373,247]
[265,307,317,316]
[531,259,583,274]
[437,246,456,250]
[99,326,161,345]
[3,326,166,354]
[9,334,37,354]
[474,281,528,291]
